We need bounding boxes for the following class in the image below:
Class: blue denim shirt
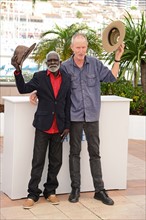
[61,55,116,122]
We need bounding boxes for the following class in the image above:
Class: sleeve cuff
[14,70,21,75]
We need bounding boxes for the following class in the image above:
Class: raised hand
[11,55,21,72]
[115,43,125,61]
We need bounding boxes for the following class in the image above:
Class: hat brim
[102,21,125,53]
[19,43,36,65]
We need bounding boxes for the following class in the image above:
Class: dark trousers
[69,121,104,192]
[28,129,62,201]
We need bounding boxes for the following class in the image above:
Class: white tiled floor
[0,139,146,220]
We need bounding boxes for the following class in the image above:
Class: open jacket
[14,69,71,132]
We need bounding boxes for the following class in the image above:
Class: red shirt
[44,70,62,134]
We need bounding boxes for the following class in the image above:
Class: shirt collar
[47,69,61,77]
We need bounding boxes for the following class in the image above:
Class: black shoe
[68,188,80,203]
[94,189,114,205]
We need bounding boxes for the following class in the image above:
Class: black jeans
[69,121,104,192]
[27,129,62,201]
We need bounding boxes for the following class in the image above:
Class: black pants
[69,121,104,192]
[27,129,62,202]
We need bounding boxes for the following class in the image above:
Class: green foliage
[23,73,34,82]
[0,76,15,82]
[122,11,146,85]
[102,11,146,89]
[0,72,34,83]
[76,11,83,18]
[130,6,137,10]
[101,78,146,116]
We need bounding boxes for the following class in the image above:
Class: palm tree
[102,11,146,93]
[32,23,102,64]
[123,11,146,90]
[141,60,146,93]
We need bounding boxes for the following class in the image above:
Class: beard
[47,64,60,73]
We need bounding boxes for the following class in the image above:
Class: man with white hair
[61,33,124,205]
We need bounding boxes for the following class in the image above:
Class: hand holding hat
[11,43,36,72]
[115,43,125,62]
[102,20,125,53]
[11,54,22,72]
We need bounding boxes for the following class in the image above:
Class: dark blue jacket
[14,69,71,132]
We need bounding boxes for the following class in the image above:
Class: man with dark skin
[11,51,71,209]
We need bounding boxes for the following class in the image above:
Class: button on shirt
[61,55,116,122]
[45,70,62,134]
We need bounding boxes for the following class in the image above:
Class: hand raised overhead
[11,55,21,72]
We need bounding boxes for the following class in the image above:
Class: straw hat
[102,21,125,53]
[12,43,36,65]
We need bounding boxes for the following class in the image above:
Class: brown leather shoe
[23,198,36,209]
[47,195,59,205]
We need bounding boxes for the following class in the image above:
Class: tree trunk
[134,69,137,87]
[141,60,146,93]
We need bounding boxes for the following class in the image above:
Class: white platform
[2,95,131,200]
[129,115,146,140]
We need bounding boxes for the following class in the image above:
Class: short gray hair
[45,51,60,61]
[71,32,88,45]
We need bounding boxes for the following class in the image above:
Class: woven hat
[102,20,125,53]
[12,43,36,65]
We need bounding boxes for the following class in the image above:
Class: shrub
[101,78,146,116]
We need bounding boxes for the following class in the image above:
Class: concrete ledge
[129,115,146,140]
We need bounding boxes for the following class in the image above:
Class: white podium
[2,95,131,199]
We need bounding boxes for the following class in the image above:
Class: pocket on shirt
[71,76,79,89]
[87,74,97,87]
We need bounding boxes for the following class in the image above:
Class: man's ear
[70,44,73,51]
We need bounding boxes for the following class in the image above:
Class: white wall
[128,115,146,140]
[1,114,146,140]
[0,113,4,136]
